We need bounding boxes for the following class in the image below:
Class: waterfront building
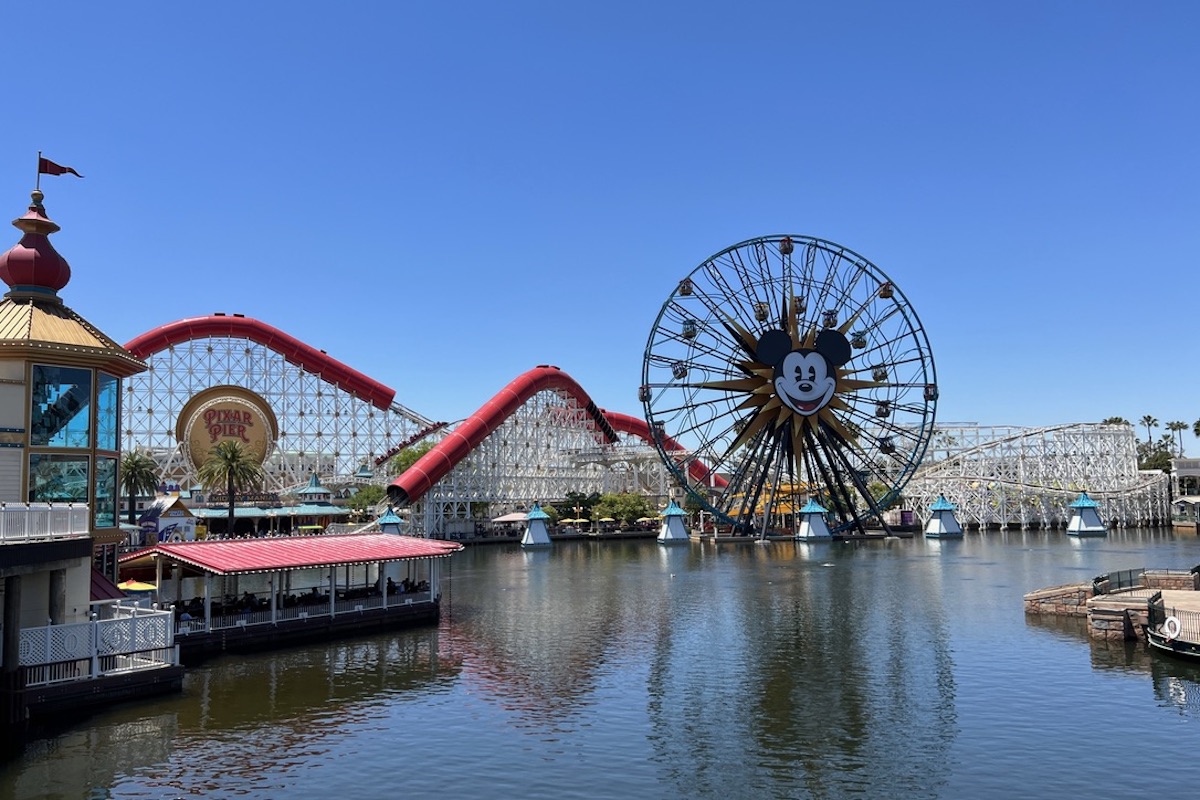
[0,187,181,735]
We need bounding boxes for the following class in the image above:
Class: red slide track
[388,366,725,507]
[388,366,618,506]
[124,313,397,410]
[601,411,727,490]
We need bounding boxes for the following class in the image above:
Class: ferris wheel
[640,235,937,536]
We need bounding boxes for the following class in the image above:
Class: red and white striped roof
[119,533,461,576]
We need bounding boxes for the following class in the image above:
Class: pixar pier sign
[203,407,256,444]
[177,385,279,471]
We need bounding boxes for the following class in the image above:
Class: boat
[1146,620,1200,660]
[1145,600,1200,660]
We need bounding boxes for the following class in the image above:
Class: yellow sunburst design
[696,322,863,477]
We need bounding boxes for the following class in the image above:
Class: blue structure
[376,506,405,535]
[795,499,832,541]
[521,503,552,548]
[657,500,690,544]
[924,495,963,538]
[1067,492,1107,536]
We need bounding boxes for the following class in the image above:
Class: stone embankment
[1024,568,1199,642]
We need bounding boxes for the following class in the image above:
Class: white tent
[492,511,529,524]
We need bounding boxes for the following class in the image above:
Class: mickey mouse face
[756,328,852,418]
[775,351,837,415]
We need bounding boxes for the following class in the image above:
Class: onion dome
[0,189,71,301]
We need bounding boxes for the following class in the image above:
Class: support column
[2,576,20,675]
[328,568,335,618]
[203,575,212,632]
[48,569,66,625]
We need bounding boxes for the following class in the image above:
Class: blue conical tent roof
[527,502,550,520]
[799,498,828,514]
[662,500,687,517]
[1070,492,1100,509]
[376,506,403,525]
[930,495,957,511]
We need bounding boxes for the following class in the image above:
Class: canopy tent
[491,511,530,524]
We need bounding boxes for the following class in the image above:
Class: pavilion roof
[119,532,461,576]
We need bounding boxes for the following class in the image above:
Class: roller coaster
[123,314,1168,537]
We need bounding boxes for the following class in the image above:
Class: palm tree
[196,440,265,537]
[1140,415,1159,443]
[1193,419,1200,441]
[1167,421,1187,456]
[1101,417,1130,425]
[120,449,160,525]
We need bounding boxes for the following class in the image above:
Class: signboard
[177,385,278,473]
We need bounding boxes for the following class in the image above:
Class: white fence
[8,599,178,686]
[0,502,91,544]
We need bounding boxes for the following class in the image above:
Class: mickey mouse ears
[755,328,851,367]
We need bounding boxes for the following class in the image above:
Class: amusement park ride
[121,235,1165,537]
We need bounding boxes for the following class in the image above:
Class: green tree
[346,484,386,515]
[196,440,266,536]
[562,490,601,519]
[390,441,435,475]
[1101,417,1130,425]
[1137,437,1174,472]
[1140,415,1159,443]
[592,492,655,526]
[119,449,160,525]
[1167,421,1187,456]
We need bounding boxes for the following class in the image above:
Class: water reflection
[11,530,1200,798]
[6,630,458,799]
[642,540,957,798]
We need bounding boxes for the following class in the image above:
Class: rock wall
[1023,583,1093,617]
[1142,570,1199,591]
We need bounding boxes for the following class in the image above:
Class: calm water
[6,530,1200,799]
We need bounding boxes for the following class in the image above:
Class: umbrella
[118,580,157,593]
[636,517,655,523]
[598,517,616,523]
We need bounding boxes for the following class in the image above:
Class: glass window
[28,454,90,502]
[96,372,119,451]
[30,365,92,448]
[95,455,117,528]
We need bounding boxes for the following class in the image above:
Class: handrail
[0,502,90,544]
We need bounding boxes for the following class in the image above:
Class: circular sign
[176,385,278,472]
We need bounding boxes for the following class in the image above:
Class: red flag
[38,157,83,178]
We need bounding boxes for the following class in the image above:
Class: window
[95,455,117,528]
[96,372,119,451]
[28,454,90,502]
[30,365,92,448]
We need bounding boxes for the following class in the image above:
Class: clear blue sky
[4,3,1198,441]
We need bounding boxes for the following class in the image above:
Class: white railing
[11,599,178,686]
[0,502,91,544]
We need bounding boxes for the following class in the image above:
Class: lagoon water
[6,530,1200,799]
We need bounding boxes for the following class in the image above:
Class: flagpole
[35,150,41,191]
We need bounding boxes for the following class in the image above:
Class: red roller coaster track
[124,316,725,505]
[388,366,726,507]
[124,313,397,410]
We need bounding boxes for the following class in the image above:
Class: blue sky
[5,2,1199,442]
